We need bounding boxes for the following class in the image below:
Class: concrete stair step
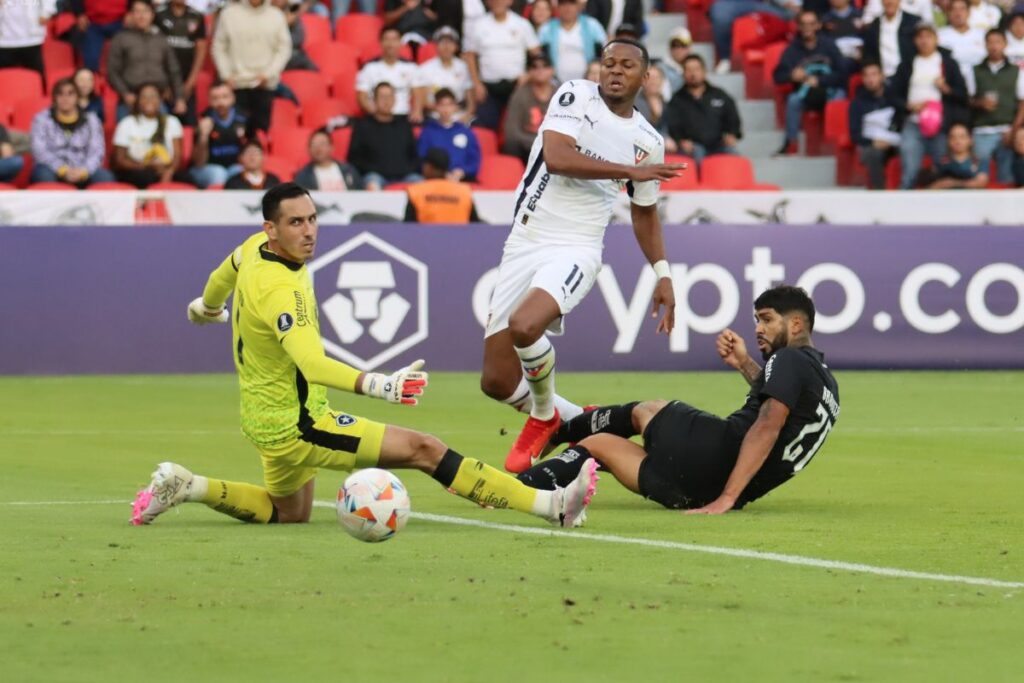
[736,130,783,157]
[751,157,837,189]
[737,100,776,132]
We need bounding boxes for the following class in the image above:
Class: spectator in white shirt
[357,26,423,121]
[939,0,988,82]
[862,0,920,78]
[967,0,1002,31]
[861,0,933,24]
[1005,11,1024,65]
[463,0,541,129]
[537,0,607,84]
[415,26,474,120]
[0,0,56,83]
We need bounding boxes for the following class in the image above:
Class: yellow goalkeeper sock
[193,477,276,523]
[432,450,553,518]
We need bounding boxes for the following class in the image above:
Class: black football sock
[517,445,593,490]
[551,403,639,445]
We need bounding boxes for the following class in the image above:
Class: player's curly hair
[754,286,816,331]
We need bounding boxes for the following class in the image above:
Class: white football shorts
[484,241,602,338]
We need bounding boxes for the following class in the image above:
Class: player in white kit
[480,39,688,473]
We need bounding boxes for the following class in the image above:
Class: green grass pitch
[1,371,1021,682]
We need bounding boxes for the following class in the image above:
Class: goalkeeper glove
[360,359,429,405]
[187,297,229,325]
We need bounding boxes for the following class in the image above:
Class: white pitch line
[3,498,1020,590]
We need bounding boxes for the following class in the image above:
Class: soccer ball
[337,469,411,542]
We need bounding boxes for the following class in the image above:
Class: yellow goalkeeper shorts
[258,409,386,497]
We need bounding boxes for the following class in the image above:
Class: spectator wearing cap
[502,53,555,161]
[663,55,742,166]
[862,0,920,79]
[772,10,848,155]
[657,27,693,97]
[156,0,209,125]
[191,81,249,188]
[939,0,987,83]
[225,140,281,189]
[108,0,187,121]
[849,61,901,188]
[348,82,422,190]
[357,26,422,121]
[967,0,1002,32]
[71,0,128,73]
[29,77,114,187]
[416,88,481,181]
[463,0,541,130]
[1008,12,1024,65]
[537,0,607,84]
[926,122,989,186]
[584,0,644,37]
[212,0,291,132]
[0,0,55,82]
[709,0,796,74]
[966,28,1024,182]
[891,23,970,188]
[404,147,481,223]
[415,26,474,120]
[383,0,437,44]
[294,128,363,190]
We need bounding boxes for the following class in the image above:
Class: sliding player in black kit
[516,285,840,514]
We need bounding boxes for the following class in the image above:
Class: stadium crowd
[0,0,1022,198]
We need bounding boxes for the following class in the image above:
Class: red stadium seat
[0,101,12,125]
[12,153,32,188]
[90,182,137,190]
[472,127,498,156]
[477,154,525,190]
[194,71,213,115]
[824,99,855,185]
[12,96,49,129]
[416,42,437,64]
[48,13,77,40]
[46,67,76,91]
[262,154,298,181]
[731,14,789,71]
[0,182,16,190]
[335,14,384,63]
[331,126,352,161]
[660,154,699,190]
[847,72,863,99]
[281,70,329,104]
[42,40,76,73]
[180,126,194,167]
[330,71,361,117]
[301,98,347,130]
[802,110,826,156]
[306,42,359,79]
[271,98,300,129]
[700,154,778,190]
[301,13,332,48]
[685,0,712,43]
[28,182,74,190]
[149,181,196,190]
[268,125,313,166]
[0,68,44,100]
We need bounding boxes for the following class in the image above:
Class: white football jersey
[510,79,664,247]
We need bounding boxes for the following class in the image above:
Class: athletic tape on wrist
[652,260,671,280]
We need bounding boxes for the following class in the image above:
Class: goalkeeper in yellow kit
[131,183,596,526]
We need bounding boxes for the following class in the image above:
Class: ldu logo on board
[308,232,428,371]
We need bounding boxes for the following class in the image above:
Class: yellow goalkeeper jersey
[201,233,362,447]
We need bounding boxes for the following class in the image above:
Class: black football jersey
[726,346,840,506]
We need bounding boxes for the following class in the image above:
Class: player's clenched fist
[360,359,429,405]
[187,297,229,325]
[716,329,749,370]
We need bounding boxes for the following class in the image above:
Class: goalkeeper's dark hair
[262,182,312,221]
[602,38,650,67]
[754,285,816,332]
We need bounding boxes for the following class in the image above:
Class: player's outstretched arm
[686,398,789,515]
[187,247,243,325]
[716,329,762,386]
[631,203,674,335]
[542,131,686,182]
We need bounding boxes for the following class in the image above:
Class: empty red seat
[180,125,194,167]
[661,154,699,190]
[477,154,525,190]
[416,42,437,64]
[335,14,384,63]
[301,13,332,47]
[194,71,213,115]
[268,125,313,166]
[301,98,347,130]
[472,127,498,156]
[306,42,359,79]
[12,96,49,129]
[732,14,790,71]
[0,68,44,100]
[701,154,778,190]
[281,70,329,104]
[330,71,361,117]
[0,101,12,125]
[28,182,74,190]
[262,154,298,181]
[331,126,352,161]
[43,40,76,74]
[271,98,300,128]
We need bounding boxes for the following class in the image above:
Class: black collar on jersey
[259,243,303,271]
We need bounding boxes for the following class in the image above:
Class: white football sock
[553,395,583,420]
[515,336,556,421]
[530,489,556,518]
[186,475,208,502]
[502,376,533,414]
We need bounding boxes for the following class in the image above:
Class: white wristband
[652,260,671,280]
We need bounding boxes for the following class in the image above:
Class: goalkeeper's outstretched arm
[201,246,243,311]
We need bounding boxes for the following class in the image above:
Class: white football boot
[130,462,194,525]
[551,458,599,528]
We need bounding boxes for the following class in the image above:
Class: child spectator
[73,68,106,123]
[927,122,989,186]
[416,88,481,181]
[225,140,281,189]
